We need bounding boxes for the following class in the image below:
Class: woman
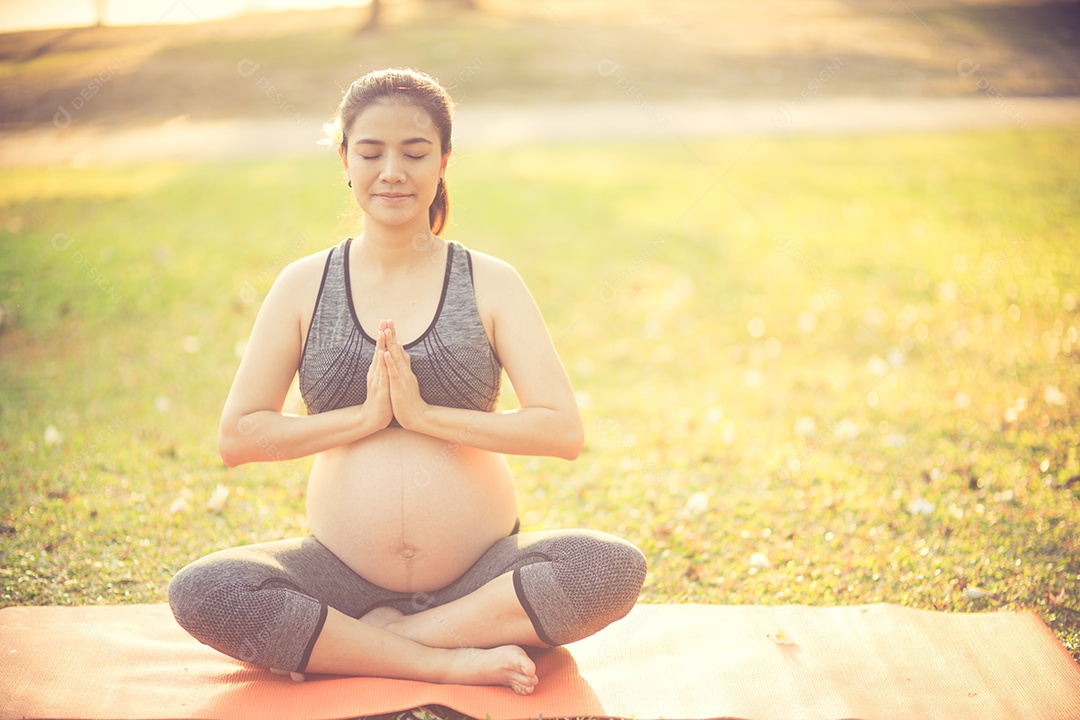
[168,68,647,695]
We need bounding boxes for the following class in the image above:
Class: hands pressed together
[364,319,429,431]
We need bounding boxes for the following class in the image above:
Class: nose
[380,155,407,183]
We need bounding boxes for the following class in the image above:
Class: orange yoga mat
[2,602,1079,720]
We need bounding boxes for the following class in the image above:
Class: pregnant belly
[306,428,518,593]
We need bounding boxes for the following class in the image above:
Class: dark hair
[335,68,454,236]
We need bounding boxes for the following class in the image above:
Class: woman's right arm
[217,255,391,467]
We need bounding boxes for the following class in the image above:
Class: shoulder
[256,243,339,318]
[267,245,337,296]
[462,246,528,295]
[280,245,337,284]
[462,246,546,341]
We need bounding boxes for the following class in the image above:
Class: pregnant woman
[168,68,647,695]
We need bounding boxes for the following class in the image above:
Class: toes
[508,669,538,695]
[511,679,537,696]
[504,649,538,694]
[269,668,306,682]
[360,605,405,629]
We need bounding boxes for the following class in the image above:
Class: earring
[347,179,352,188]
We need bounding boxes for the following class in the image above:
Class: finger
[385,350,411,390]
[383,327,407,362]
[387,332,413,370]
[386,321,400,349]
[373,331,384,364]
[371,333,381,368]
[393,342,411,368]
[371,339,390,390]
[383,350,399,380]
[387,320,408,356]
[372,345,385,381]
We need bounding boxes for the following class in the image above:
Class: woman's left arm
[383,254,584,460]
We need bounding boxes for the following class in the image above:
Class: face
[340,100,449,234]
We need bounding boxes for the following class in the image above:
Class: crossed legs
[169,529,646,694]
[307,571,542,694]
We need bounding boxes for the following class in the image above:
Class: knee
[167,559,235,644]
[578,534,647,611]
[541,532,647,642]
[167,559,264,663]
[167,560,206,630]
[167,557,323,672]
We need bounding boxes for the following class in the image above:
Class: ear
[339,142,349,170]
[440,150,450,178]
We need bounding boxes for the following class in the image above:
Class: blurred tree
[358,0,382,33]
[425,0,479,7]
[94,0,107,26]
[359,0,478,32]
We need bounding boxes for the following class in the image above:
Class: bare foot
[269,667,306,682]
[365,608,433,644]
[362,606,538,694]
[439,645,538,695]
[359,605,405,629]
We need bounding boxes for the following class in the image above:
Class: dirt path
[2,95,1078,167]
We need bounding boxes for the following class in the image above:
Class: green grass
[1,127,1079,671]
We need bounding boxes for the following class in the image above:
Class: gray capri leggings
[168,527,647,674]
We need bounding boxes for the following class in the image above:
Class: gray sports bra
[298,238,502,419]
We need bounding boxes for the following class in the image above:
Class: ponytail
[429,178,449,236]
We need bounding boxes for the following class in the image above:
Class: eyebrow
[353,138,434,146]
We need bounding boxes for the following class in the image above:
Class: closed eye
[360,154,427,160]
